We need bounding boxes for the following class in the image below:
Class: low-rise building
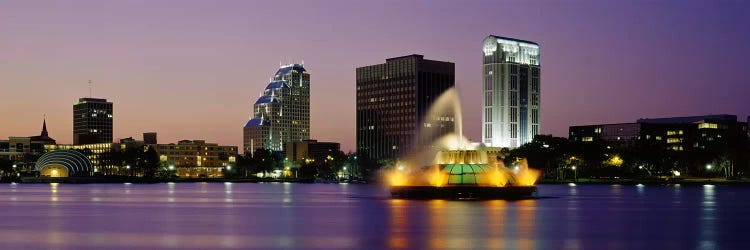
[285,139,341,164]
[0,119,57,171]
[157,140,237,178]
[569,114,749,152]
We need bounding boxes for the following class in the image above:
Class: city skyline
[2,0,749,152]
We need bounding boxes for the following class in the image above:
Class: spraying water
[382,88,540,187]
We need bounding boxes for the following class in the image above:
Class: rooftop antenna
[301,59,304,66]
[88,80,92,97]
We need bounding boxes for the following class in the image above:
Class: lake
[0,182,748,249]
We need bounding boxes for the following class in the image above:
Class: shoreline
[3,177,750,186]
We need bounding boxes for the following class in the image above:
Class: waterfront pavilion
[34,150,94,177]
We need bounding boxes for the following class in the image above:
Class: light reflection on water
[0,183,749,249]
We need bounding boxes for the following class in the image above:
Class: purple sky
[1,0,748,152]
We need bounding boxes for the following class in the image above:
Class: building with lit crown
[244,64,310,154]
[482,35,541,148]
[74,97,113,145]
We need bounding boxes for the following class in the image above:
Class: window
[698,123,718,129]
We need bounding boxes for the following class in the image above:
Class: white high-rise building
[244,63,310,154]
[482,35,540,148]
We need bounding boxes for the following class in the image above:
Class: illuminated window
[582,137,593,142]
[698,123,718,129]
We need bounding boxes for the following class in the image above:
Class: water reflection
[485,200,506,249]
[388,199,409,249]
[50,183,59,202]
[516,199,536,250]
[0,183,746,249]
[699,185,717,250]
[428,200,446,249]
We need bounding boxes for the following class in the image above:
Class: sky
[1,0,748,152]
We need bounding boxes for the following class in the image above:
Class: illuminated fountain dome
[436,150,492,186]
[34,150,94,177]
[390,149,538,199]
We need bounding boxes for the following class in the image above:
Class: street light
[706,164,712,170]
[12,164,17,169]
[126,165,131,170]
[169,165,175,170]
[226,165,232,171]
[572,166,577,182]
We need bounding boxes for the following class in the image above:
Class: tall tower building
[73,98,113,145]
[356,54,455,160]
[482,35,540,148]
[244,63,310,154]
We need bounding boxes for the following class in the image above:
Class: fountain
[386,89,540,199]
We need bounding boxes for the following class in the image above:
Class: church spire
[41,115,48,137]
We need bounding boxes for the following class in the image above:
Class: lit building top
[275,64,307,78]
[483,35,540,65]
[254,96,280,104]
[265,80,290,90]
[245,117,269,127]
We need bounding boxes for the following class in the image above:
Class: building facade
[482,35,541,148]
[74,98,113,145]
[569,123,641,148]
[285,139,341,163]
[157,140,237,178]
[0,119,57,171]
[356,54,455,160]
[244,64,311,154]
[569,114,749,152]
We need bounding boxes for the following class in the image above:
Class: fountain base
[390,185,537,200]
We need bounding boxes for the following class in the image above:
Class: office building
[285,139,341,163]
[244,63,311,154]
[0,118,57,170]
[356,54,455,160]
[157,140,237,178]
[143,132,158,145]
[569,123,641,148]
[570,114,749,152]
[74,98,113,145]
[482,35,541,148]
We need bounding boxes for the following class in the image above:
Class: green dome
[442,164,492,185]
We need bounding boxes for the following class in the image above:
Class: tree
[250,149,277,176]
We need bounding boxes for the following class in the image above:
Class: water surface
[0,183,748,249]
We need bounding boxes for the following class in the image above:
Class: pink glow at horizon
[1,0,748,152]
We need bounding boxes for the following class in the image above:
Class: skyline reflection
[0,183,746,249]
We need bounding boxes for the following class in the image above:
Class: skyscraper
[244,63,310,154]
[73,98,113,145]
[356,54,455,160]
[482,35,541,148]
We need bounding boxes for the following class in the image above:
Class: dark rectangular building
[569,123,641,147]
[143,132,157,145]
[285,139,341,163]
[73,98,113,145]
[569,114,748,152]
[356,54,455,160]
